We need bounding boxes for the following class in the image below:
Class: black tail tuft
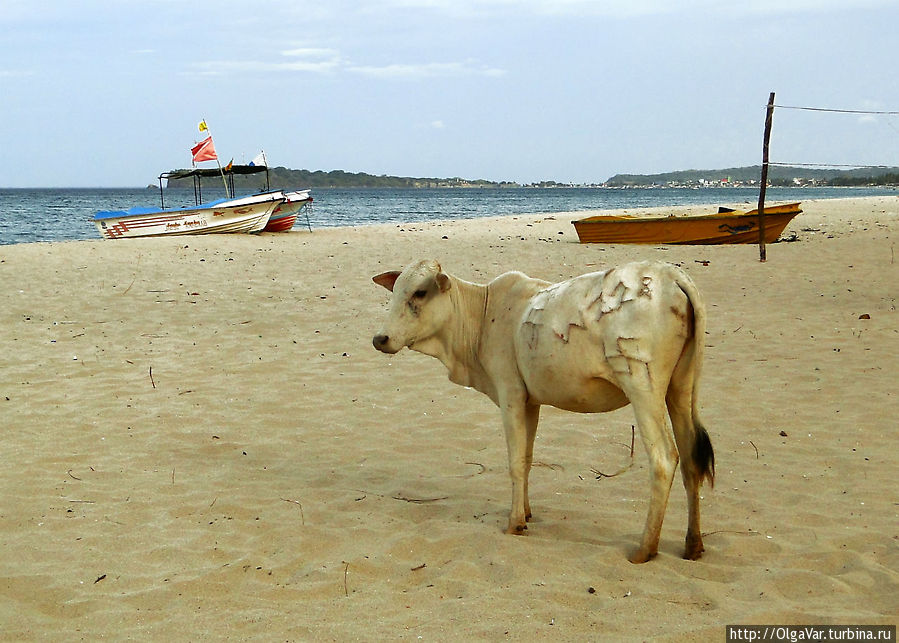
[692,423,715,488]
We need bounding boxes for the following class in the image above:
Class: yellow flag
[198,120,208,133]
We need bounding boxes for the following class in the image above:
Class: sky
[2,0,898,187]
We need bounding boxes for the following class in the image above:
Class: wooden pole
[757,92,775,262]
[200,118,231,199]
[213,147,231,199]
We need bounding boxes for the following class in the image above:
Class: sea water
[0,186,895,246]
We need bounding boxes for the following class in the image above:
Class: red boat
[264,190,313,232]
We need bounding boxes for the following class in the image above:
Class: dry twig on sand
[279,497,306,524]
[591,426,636,479]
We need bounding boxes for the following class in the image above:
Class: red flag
[191,136,217,162]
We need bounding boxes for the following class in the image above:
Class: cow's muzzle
[372,334,399,354]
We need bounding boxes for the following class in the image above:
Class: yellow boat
[571,202,802,245]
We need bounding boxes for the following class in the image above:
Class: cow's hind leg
[666,347,714,560]
[628,391,679,564]
[667,389,705,560]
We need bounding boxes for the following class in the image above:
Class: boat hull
[571,203,802,245]
[94,193,284,240]
[263,190,312,232]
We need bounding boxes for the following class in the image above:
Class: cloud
[0,69,33,78]
[197,60,339,74]
[188,45,343,75]
[347,60,505,79]
[376,0,896,18]
[191,49,504,80]
[431,120,445,129]
[281,47,339,59]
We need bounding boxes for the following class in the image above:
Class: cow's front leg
[523,403,540,522]
[501,399,531,535]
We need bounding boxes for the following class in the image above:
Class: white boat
[93,152,312,239]
[93,191,284,240]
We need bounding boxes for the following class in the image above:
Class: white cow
[372,259,715,563]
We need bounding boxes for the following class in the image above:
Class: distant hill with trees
[605,165,899,187]
[163,164,899,190]
[165,167,519,190]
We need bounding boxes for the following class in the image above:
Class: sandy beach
[1,196,897,640]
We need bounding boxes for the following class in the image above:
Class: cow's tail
[675,270,715,488]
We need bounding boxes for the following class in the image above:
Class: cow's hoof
[683,530,704,560]
[683,541,705,560]
[505,524,528,535]
[628,547,657,564]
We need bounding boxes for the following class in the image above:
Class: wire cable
[773,104,899,115]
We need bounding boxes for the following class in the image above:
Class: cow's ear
[372,271,401,292]
[436,272,451,293]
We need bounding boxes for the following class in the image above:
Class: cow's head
[372,259,453,354]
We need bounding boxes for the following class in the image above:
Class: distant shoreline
[162,164,899,191]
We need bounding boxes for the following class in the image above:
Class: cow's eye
[412,289,428,299]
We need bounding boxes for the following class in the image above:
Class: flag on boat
[248,151,266,167]
[198,120,208,133]
[191,136,217,162]
[224,159,233,172]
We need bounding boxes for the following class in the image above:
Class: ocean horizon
[1,185,896,246]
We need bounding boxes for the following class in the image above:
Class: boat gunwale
[571,202,802,245]
[93,190,286,221]
[572,202,802,225]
